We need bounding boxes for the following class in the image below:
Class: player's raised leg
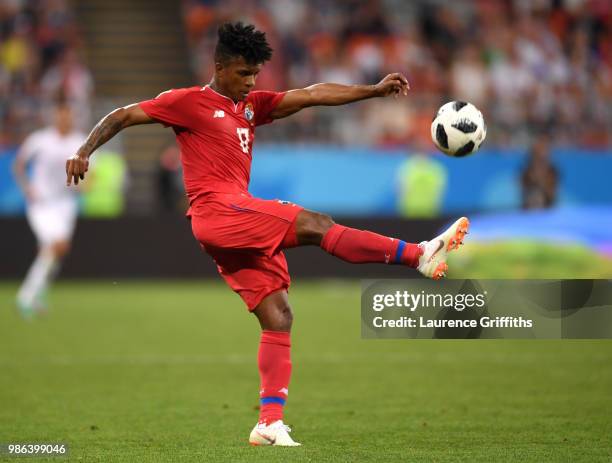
[249,290,300,446]
[292,210,469,280]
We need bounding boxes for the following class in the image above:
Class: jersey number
[236,128,250,154]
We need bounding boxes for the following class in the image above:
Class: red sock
[321,224,422,268]
[258,330,291,425]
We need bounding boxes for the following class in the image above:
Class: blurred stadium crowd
[0,0,610,267]
[1,0,610,150]
[0,0,92,149]
[183,0,611,148]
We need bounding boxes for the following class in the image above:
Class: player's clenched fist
[374,73,410,98]
[65,154,89,186]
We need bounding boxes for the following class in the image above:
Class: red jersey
[139,85,285,204]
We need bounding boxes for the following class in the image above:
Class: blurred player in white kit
[13,101,86,317]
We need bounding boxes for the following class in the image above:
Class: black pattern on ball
[453,101,467,111]
[435,124,449,149]
[455,141,475,157]
[452,119,477,133]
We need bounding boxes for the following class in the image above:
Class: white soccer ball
[431,101,486,157]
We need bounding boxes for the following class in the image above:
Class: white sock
[17,251,58,308]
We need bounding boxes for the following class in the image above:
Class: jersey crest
[244,103,254,121]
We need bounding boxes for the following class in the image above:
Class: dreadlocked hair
[214,22,273,65]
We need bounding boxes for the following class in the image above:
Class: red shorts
[189,193,304,310]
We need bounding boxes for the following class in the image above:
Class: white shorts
[26,197,78,246]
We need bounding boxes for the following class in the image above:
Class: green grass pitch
[0,280,610,462]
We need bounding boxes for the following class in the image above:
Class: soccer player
[65,22,469,446]
[14,101,86,318]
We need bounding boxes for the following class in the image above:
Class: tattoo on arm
[78,112,124,159]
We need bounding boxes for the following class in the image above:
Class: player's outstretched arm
[66,104,154,186]
[270,73,410,120]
